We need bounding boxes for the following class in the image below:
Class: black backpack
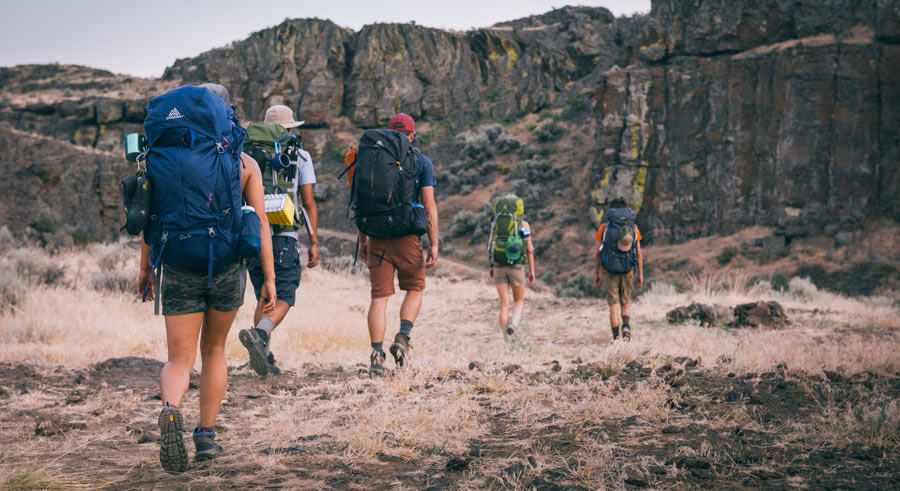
[348,129,426,238]
[599,207,638,274]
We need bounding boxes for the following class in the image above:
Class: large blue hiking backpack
[142,85,247,287]
[599,207,638,274]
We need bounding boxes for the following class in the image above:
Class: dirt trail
[1,351,898,489]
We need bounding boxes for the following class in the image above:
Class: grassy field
[1,240,898,489]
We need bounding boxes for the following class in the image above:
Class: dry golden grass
[0,239,899,488]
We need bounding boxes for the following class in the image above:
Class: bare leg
[159,312,204,408]
[253,300,291,327]
[368,297,389,344]
[609,303,621,329]
[511,285,526,318]
[621,302,630,321]
[495,283,511,327]
[198,308,238,428]
[399,289,424,325]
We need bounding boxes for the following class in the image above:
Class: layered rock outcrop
[0,0,896,253]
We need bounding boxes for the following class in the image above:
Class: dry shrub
[0,261,28,312]
[89,270,133,293]
[5,248,67,286]
[321,255,367,276]
[817,399,900,449]
[0,225,16,252]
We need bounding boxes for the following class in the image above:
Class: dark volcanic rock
[732,301,788,327]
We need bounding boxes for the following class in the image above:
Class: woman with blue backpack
[135,84,276,473]
[487,195,536,337]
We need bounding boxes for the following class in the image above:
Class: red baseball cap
[388,113,415,133]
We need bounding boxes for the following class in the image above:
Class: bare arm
[137,239,154,299]
[636,240,644,287]
[421,186,438,267]
[593,243,602,286]
[241,153,277,311]
[523,221,535,285]
[298,183,319,268]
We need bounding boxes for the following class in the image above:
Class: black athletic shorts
[248,235,302,306]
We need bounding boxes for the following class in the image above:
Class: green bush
[533,120,566,143]
[717,246,738,266]
[33,216,57,234]
[561,98,588,120]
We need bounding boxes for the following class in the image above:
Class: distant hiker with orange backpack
[238,104,320,377]
[345,113,438,376]
[135,83,276,473]
[593,197,643,341]
[488,195,535,337]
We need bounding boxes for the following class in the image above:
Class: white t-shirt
[274,148,316,239]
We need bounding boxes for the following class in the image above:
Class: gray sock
[399,319,413,338]
[256,317,276,337]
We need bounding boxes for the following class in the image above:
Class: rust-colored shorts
[604,273,633,307]
[367,235,425,298]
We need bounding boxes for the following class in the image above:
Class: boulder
[732,301,788,327]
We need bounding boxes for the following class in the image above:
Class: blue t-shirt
[415,151,436,203]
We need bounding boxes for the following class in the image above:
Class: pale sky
[0,0,650,78]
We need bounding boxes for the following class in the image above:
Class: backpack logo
[166,107,184,120]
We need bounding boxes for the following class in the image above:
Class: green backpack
[244,122,304,232]
[488,196,525,267]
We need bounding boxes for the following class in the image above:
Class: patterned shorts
[161,262,243,316]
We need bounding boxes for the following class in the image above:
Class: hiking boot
[611,326,620,341]
[370,350,386,378]
[192,427,224,462]
[239,327,270,376]
[389,333,411,368]
[622,324,632,342]
[506,326,517,337]
[266,352,282,376]
[158,405,188,474]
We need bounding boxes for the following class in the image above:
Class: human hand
[307,243,320,268]
[489,266,494,279]
[138,269,155,301]
[593,271,601,287]
[636,274,644,288]
[425,244,438,268]
[358,242,369,267]
[259,279,277,313]
[528,270,536,286]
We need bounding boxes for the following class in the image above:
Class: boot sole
[389,344,406,368]
[158,409,188,474]
[239,329,268,377]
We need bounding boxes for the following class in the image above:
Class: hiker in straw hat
[593,197,644,341]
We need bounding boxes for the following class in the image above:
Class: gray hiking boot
[266,352,282,376]
[370,350,386,377]
[239,327,270,376]
[389,333,411,368]
[622,324,632,342]
[158,405,188,474]
[192,427,224,462]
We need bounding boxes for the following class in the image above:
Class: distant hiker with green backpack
[347,113,438,376]
[593,197,643,341]
[135,83,276,474]
[238,104,320,377]
[488,195,535,337]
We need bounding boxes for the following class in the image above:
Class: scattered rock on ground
[666,302,731,326]
[446,456,471,471]
[732,301,788,327]
[34,414,71,436]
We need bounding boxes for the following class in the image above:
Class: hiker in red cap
[354,112,439,376]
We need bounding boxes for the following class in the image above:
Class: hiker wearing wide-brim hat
[593,197,644,342]
[239,104,320,377]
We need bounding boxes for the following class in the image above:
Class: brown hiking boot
[370,350,386,377]
[389,333,411,368]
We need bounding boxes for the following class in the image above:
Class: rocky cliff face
[591,0,900,245]
[0,0,896,263]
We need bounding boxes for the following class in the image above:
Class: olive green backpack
[488,196,525,267]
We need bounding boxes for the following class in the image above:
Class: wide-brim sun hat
[265,105,304,128]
